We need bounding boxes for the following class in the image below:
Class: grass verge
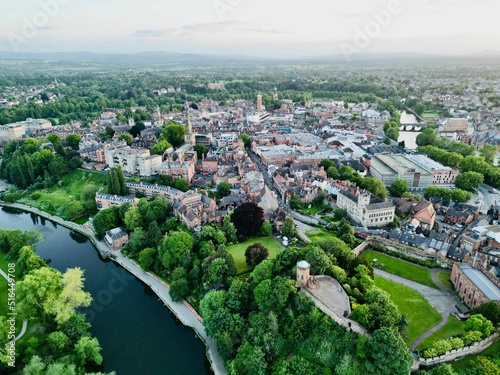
[363,250,439,289]
[375,276,442,345]
[417,315,466,350]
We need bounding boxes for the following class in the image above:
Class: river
[0,207,213,375]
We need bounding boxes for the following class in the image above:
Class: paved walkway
[0,269,28,342]
[374,269,466,350]
[0,202,226,375]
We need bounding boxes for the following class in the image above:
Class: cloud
[132,21,289,40]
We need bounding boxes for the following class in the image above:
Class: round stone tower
[296,260,311,287]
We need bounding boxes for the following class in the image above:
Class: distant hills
[0,50,499,66]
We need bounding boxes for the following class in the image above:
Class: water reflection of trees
[70,231,88,244]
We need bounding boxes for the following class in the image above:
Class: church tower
[184,103,195,146]
[273,87,278,101]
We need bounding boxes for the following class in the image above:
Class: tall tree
[231,202,264,236]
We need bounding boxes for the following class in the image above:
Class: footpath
[0,202,226,375]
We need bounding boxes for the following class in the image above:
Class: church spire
[184,101,195,146]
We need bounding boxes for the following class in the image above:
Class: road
[246,147,318,226]
[477,184,498,213]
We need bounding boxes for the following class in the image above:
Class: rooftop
[459,264,500,301]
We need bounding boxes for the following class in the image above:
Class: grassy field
[422,111,440,118]
[18,169,107,220]
[452,340,500,371]
[362,250,439,289]
[306,228,338,241]
[227,237,284,275]
[299,205,324,216]
[375,276,442,344]
[417,315,466,350]
[436,271,454,291]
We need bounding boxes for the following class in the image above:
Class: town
[1,57,500,375]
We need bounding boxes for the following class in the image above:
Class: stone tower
[273,87,278,101]
[296,260,311,287]
[184,103,195,146]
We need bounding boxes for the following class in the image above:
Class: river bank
[0,201,226,375]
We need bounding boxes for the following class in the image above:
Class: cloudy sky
[0,0,499,57]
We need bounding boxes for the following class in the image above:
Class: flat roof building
[369,154,434,189]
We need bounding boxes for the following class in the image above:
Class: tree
[162,121,186,148]
[455,172,484,191]
[282,217,296,238]
[107,167,126,195]
[92,207,120,239]
[66,134,82,150]
[260,220,272,236]
[289,195,301,210]
[229,343,267,375]
[174,178,189,192]
[389,178,409,197]
[365,327,413,375]
[74,336,103,366]
[204,258,229,287]
[304,245,332,274]
[138,247,156,271]
[124,207,144,231]
[118,133,133,146]
[151,139,172,155]
[194,144,208,159]
[245,243,269,266]
[254,276,296,313]
[82,184,99,214]
[416,127,438,147]
[45,268,92,325]
[465,314,494,338]
[16,245,46,277]
[231,202,264,236]
[238,134,251,147]
[471,301,500,326]
[361,177,388,200]
[223,214,238,244]
[479,144,498,165]
[48,134,62,146]
[217,182,232,199]
[159,231,194,271]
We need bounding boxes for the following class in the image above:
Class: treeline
[417,127,500,188]
[0,229,113,375]
[0,136,81,191]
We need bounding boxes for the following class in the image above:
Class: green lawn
[452,340,500,371]
[227,237,284,275]
[417,315,466,350]
[422,112,440,118]
[306,228,338,242]
[18,169,107,220]
[375,276,442,345]
[362,250,439,289]
[436,271,454,291]
[299,205,324,216]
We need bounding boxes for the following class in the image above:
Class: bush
[30,192,41,200]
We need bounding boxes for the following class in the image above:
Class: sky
[0,0,499,58]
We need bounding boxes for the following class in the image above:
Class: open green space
[374,276,442,344]
[299,205,324,216]
[452,340,500,371]
[417,315,466,350]
[306,228,338,242]
[436,271,454,291]
[421,111,440,118]
[227,237,284,275]
[362,250,439,289]
[18,169,107,220]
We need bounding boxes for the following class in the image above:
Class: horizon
[1,0,499,59]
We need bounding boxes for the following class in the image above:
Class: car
[489,189,497,194]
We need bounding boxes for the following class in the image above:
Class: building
[126,182,183,201]
[172,190,219,228]
[445,203,480,225]
[410,200,437,230]
[407,154,459,186]
[159,158,196,183]
[257,94,263,112]
[195,133,213,148]
[104,227,129,251]
[95,193,139,210]
[451,263,500,308]
[104,147,162,176]
[369,154,434,190]
[336,186,395,227]
[0,118,52,141]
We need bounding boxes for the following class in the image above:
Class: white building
[104,147,162,176]
[337,187,395,227]
[0,118,52,141]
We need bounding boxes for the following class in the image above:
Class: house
[104,227,129,251]
[411,200,436,230]
[95,193,139,210]
[336,186,395,227]
[451,263,500,308]
[445,203,480,225]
